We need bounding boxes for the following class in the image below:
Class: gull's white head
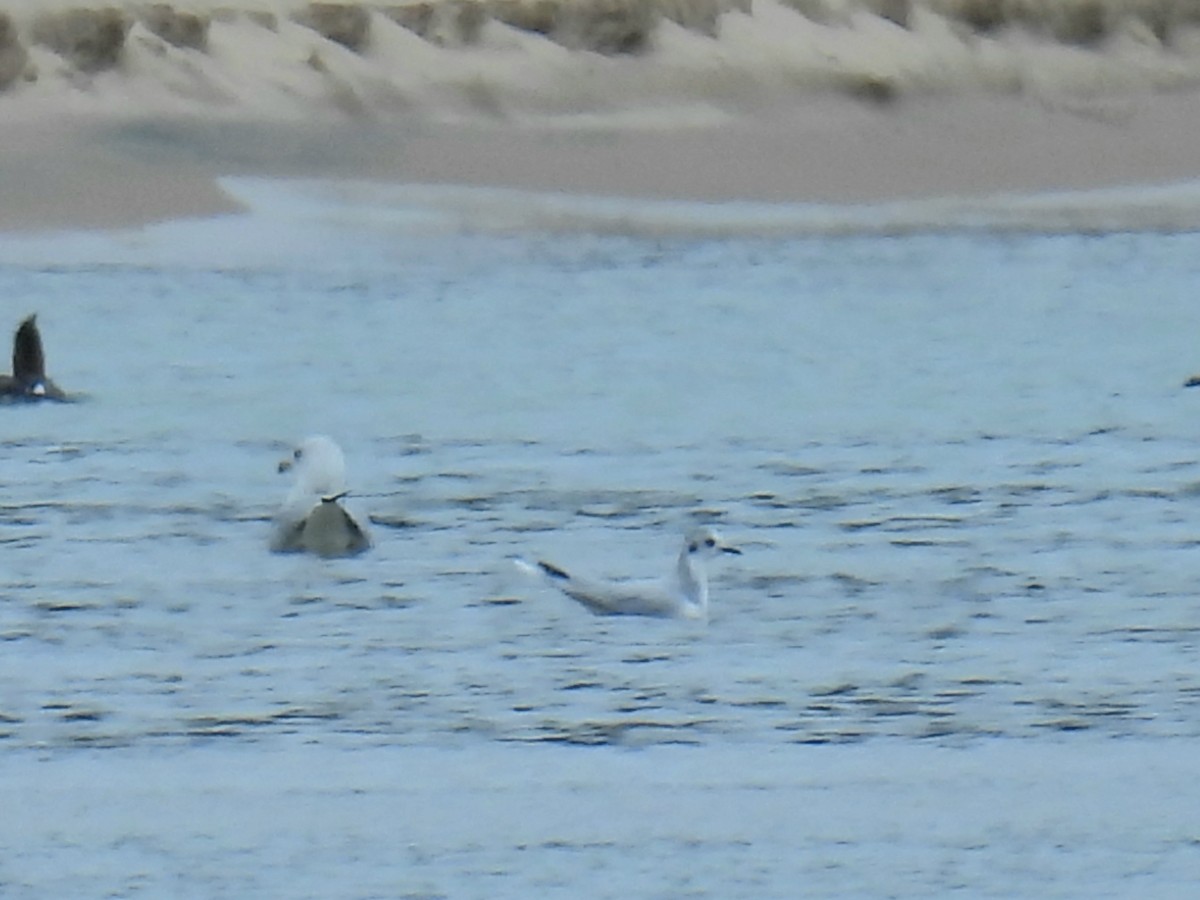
[279,434,348,500]
[684,526,741,561]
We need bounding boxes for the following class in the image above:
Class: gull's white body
[522,526,740,621]
[270,435,370,558]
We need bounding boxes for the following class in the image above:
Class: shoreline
[6,0,1200,232]
[7,0,1200,231]
[7,87,1200,232]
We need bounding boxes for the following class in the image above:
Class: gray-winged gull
[518,526,741,621]
[0,315,68,402]
[270,435,371,558]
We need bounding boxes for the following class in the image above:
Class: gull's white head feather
[279,434,347,502]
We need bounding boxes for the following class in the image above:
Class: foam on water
[6,175,1200,281]
[223,174,1200,236]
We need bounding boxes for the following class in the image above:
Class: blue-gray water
[2,182,1200,897]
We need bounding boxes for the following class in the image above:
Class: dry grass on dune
[0,0,1198,93]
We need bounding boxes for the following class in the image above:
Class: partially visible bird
[0,314,68,402]
[517,526,741,621]
[270,435,370,558]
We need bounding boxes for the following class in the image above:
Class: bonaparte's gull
[519,526,741,621]
[0,315,68,402]
[270,435,371,558]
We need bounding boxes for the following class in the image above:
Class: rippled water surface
[2,185,1200,896]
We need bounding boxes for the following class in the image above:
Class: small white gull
[270,435,371,558]
[518,526,741,621]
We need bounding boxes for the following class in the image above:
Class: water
[2,183,1200,896]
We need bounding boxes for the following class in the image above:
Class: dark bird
[0,315,68,402]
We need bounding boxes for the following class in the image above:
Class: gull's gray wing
[271,499,370,558]
[537,561,680,617]
[299,499,371,558]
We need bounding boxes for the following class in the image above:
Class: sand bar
[4,0,1200,230]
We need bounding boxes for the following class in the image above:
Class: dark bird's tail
[12,315,46,386]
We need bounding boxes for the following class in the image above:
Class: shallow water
[2,184,1200,896]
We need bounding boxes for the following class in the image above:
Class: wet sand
[6,87,1200,231]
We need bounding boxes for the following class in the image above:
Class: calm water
[2,182,1200,896]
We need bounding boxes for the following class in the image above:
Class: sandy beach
[5,0,1200,229]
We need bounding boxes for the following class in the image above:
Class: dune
[4,0,1200,229]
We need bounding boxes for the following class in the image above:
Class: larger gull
[0,314,68,402]
[270,435,371,558]
[518,526,741,621]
